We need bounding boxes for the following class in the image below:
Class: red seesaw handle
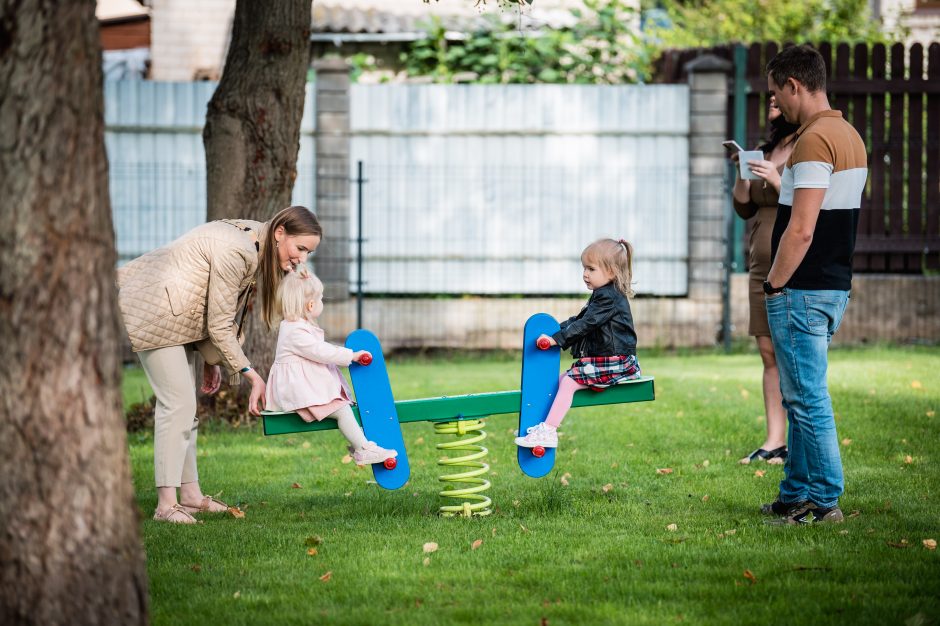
[536,337,552,350]
[358,353,373,366]
[383,457,397,470]
[532,446,546,458]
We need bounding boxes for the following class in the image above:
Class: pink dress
[265,320,354,422]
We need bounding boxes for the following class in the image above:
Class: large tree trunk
[0,1,148,624]
[203,0,311,381]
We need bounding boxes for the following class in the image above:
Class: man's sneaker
[765,502,844,526]
[514,422,558,448]
[352,441,398,466]
[760,499,809,516]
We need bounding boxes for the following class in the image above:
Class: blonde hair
[275,266,323,324]
[257,206,322,329]
[581,238,635,298]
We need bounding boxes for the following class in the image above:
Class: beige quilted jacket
[117,219,265,375]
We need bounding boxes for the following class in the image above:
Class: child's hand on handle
[537,334,557,349]
[200,363,222,395]
[243,368,266,416]
[353,350,373,365]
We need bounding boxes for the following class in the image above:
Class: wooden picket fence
[656,41,940,273]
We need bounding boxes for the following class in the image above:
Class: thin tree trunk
[0,1,148,624]
[203,0,311,380]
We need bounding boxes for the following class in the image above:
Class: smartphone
[722,139,744,154]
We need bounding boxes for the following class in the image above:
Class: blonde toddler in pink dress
[265,268,397,466]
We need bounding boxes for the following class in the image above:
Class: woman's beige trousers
[138,345,199,487]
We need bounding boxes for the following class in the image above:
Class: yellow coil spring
[434,419,492,517]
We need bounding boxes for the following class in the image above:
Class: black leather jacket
[552,283,637,358]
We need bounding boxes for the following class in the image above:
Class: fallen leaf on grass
[656,468,673,475]
[319,571,332,582]
[191,564,202,572]
[471,539,483,550]
[702,495,710,502]
[492,528,497,537]
[724,529,737,536]
[519,523,529,533]
[341,454,352,464]
[423,557,430,566]
[415,437,425,445]
[228,506,245,519]
[666,523,678,531]
[927,410,935,417]
[887,539,910,549]
[602,483,613,494]
[233,591,241,599]
[740,388,750,399]
[911,380,923,389]
[923,539,937,550]
[291,482,302,489]
[743,570,757,585]
[754,470,766,478]
[423,542,438,554]
[848,510,861,518]
[904,455,913,464]
[841,438,852,446]
[307,548,318,556]
[302,441,311,449]
[560,472,571,486]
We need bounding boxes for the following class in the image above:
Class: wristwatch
[762,280,785,295]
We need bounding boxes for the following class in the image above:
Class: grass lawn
[126,346,939,625]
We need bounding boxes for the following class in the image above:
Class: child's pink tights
[544,373,588,428]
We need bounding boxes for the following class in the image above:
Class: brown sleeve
[205,247,252,374]
[733,195,758,220]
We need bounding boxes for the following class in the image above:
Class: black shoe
[760,499,808,516]
[739,446,787,465]
[765,502,844,526]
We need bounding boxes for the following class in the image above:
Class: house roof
[96,0,149,23]
[311,0,582,41]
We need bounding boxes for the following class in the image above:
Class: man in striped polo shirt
[760,45,868,525]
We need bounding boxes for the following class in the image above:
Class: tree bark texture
[203,0,312,380]
[0,2,149,624]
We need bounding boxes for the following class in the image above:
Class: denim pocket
[803,294,841,334]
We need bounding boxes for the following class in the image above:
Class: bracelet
[240,366,252,373]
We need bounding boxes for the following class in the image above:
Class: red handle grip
[536,337,551,350]
[358,353,373,366]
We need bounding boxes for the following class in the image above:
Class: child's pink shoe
[514,422,558,448]
[352,441,398,466]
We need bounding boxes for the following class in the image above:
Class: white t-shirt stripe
[792,160,834,188]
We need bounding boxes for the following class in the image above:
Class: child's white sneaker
[514,422,558,448]
[352,441,398,465]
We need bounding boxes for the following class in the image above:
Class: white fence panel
[350,84,689,296]
[105,80,317,263]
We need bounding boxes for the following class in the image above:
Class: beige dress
[733,169,781,337]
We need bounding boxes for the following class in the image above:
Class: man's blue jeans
[766,289,849,508]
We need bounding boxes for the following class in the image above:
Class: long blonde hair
[256,206,322,328]
[582,238,635,298]
[275,266,323,324]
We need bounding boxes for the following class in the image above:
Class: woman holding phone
[730,96,800,466]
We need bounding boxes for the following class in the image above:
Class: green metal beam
[261,376,655,436]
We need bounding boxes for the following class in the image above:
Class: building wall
[149,0,235,81]
[876,0,940,44]
[101,18,151,51]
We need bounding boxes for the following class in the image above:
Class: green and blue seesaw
[261,313,655,517]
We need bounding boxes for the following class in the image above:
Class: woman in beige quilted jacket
[118,206,322,524]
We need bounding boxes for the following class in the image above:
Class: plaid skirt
[567,355,641,391]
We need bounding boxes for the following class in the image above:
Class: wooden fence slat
[926,43,940,271]
[746,44,763,149]
[866,43,888,270]
[888,43,906,271]
[833,43,851,116]
[908,44,925,270]
[851,43,871,271]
